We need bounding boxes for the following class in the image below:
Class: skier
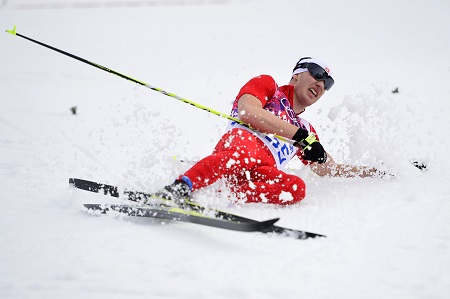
[156,57,379,205]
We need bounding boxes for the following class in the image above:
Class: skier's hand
[292,128,327,164]
[303,142,327,164]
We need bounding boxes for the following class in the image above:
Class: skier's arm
[238,94,299,138]
[310,153,378,178]
[238,94,327,164]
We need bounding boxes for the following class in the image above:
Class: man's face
[292,71,325,108]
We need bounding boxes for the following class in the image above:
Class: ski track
[1,0,449,298]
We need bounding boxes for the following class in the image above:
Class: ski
[83,203,279,233]
[69,178,256,222]
[71,178,326,239]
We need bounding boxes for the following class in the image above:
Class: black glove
[292,128,327,164]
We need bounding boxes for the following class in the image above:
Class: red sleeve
[236,75,278,107]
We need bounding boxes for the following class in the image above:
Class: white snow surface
[1,0,450,298]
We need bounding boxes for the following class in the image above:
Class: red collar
[279,85,304,115]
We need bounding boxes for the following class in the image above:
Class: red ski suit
[182,75,319,205]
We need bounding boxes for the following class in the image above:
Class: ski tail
[69,178,120,197]
[84,204,279,233]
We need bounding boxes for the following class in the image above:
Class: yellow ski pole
[5,25,295,145]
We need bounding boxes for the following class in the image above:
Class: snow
[1,0,449,298]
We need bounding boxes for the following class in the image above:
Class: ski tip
[261,217,280,227]
[6,25,17,35]
[308,232,327,238]
[262,224,327,239]
[286,230,326,240]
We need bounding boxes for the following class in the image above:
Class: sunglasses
[296,62,335,91]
